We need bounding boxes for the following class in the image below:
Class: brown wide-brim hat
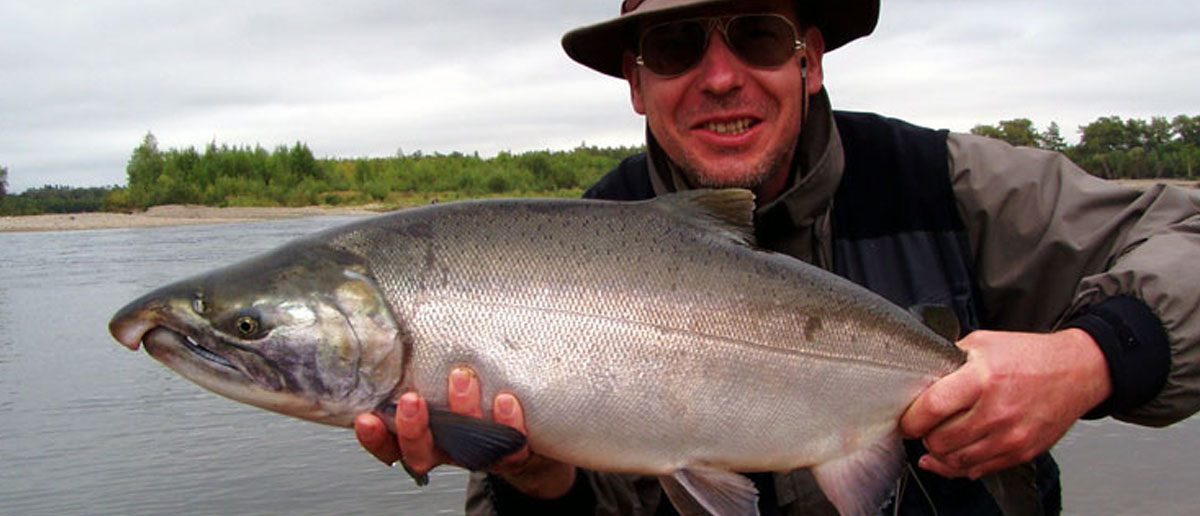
[563,0,880,78]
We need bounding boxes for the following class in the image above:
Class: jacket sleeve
[946,132,1200,426]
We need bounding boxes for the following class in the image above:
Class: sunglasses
[635,14,804,77]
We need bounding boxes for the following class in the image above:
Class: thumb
[899,362,982,438]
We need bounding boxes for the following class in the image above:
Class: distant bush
[0,185,119,216]
[121,132,644,210]
[11,112,1186,216]
[972,114,1199,179]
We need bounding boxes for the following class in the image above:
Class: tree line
[971,114,1200,179]
[1,113,1196,216]
[110,133,641,211]
[0,185,114,216]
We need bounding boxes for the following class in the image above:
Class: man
[355,0,1200,514]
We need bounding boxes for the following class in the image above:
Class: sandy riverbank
[2,179,1194,233]
[0,204,386,233]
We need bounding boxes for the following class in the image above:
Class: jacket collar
[645,88,844,264]
[646,88,843,214]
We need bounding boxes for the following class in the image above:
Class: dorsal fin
[910,304,961,342]
[652,189,757,246]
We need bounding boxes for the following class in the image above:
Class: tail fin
[980,463,1043,516]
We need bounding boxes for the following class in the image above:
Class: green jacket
[466,90,1200,515]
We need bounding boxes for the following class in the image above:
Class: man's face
[623,2,824,197]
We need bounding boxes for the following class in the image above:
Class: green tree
[1173,115,1200,147]
[1119,116,1173,153]
[997,119,1039,147]
[1077,116,1129,153]
[970,123,1004,141]
[127,132,165,207]
[1,165,8,204]
[970,118,1039,147]
[1038,122,1068,152]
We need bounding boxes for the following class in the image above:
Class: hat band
[622,0,647,14]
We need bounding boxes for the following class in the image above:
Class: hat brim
[562,0,880,79]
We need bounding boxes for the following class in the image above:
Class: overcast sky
[2,0,1197,193]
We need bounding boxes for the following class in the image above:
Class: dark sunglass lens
[641,21,708,75]
[727,15,796,67]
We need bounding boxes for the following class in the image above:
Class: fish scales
[110,190,977,516]
[323,196,962,473]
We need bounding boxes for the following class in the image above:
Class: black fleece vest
[585,112,1061,515]
[585,112,981,328]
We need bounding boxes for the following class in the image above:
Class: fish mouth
[110,311,244,374]
[144,327,239,371]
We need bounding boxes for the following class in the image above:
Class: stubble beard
[673,141,793,191]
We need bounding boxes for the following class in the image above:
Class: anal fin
[811,431,906,516]
[659,468,760,516]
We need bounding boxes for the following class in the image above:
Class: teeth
[705,119,752,135]
[184,334,236,369]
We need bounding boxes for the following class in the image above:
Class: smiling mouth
[144,327,238,370]
[702,118,756,135]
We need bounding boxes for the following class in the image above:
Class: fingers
[394,366,484,475]
[899,340,991,479]
[363,367,543,480]
[918,436,1031,480]
[917,433,996,479]
[448,367,483,417]
[487,393,578,499]
[395,391,444,475]
[899,361,983,439]
[906,330,1104,479]
[354,412,401,465]
[490,393,532,470]
[492,393,527,433]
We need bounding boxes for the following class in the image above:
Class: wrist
[1058,327,1113,414]
[499,456,577,500]
[1062,295,1171,419]
[485,464,593,513]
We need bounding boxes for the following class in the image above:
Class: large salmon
[110,190,994,515]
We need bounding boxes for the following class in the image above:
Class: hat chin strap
[800,56,809,126]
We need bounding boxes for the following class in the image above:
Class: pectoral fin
[427,408,526,470]
[659,468,760,516]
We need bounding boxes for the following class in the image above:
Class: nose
[694,31,744,96]
[110,298,159,350]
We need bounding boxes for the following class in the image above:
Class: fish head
[108,239,405,427]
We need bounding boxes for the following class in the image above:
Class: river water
[1,216,1196,515]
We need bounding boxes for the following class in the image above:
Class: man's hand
[899,329,1112,479]
[353,367,577,500]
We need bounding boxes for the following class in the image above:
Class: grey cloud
[1,1,1197,192]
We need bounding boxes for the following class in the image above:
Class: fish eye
[235,315,261,337]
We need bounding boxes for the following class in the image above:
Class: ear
[621,51,647,115]
[801,26,826,95]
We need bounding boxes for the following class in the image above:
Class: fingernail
[496,394,515,418]
[400,393,420,418]
[451,368,472,394]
